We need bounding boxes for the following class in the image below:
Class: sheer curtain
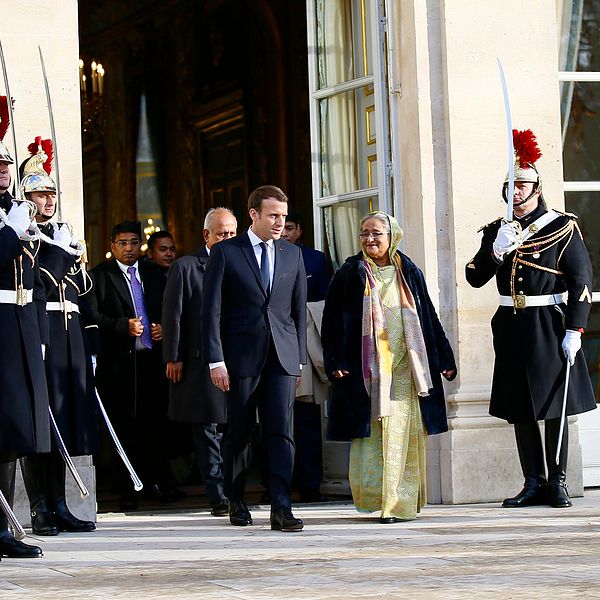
[557,0,584,145]
[318,0,360,267]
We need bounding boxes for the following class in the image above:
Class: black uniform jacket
[0,202,50,454]
[38,230,99,455]
[162,247,227,424]
[322,251,457,440]
[466,204,596,423]
[90,258,166,418]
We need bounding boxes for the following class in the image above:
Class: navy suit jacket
[202,231,307,377]
[298,244,332,302]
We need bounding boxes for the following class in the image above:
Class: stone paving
[1,490,600,599]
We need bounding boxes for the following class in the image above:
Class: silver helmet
[0,139,13,164]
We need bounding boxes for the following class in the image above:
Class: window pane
[320,89,377,196]
[323,196,378,268]
[563,81,600,181]
[565,191,600,291]
[316,0,372,88]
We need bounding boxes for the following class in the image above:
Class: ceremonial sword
[497,59,515,221]
[38,46,62,222]
[0,488,26,541]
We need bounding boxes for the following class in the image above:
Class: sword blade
[49,406,90,499]
[38,45,61,221]
[0,39,21,196]
[0,488,26,540]
[555,360,571,464]
[497,59,514,220]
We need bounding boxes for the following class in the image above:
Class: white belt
[47,300,80,314]
[499,292,567,309]
[0,289,33,305]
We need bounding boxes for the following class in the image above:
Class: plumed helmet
[19,136,56,195]
[0,96,13,164]
[502,129,543,204]
[504,129,542,184]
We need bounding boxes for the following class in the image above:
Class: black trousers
[191,423,225,504]
[224,345,296,510]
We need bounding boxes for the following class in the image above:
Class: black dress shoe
[229,500,252,526]
[31,511,59,536]
[379,516,399,524]
[270,508,304,532]
[548,483,572,508]
[0,535,43,558]
[502,485,548,508]
[210,499,230,517]
[54,509,96,533]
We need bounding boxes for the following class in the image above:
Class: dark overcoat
[162,247,227,424]
[38,234,99,455]
[322,251,457,441]
[0,214,50,454]
[465,204,596,423]
[89,258,166,419]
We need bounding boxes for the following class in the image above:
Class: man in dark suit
[162,207,237,517]
[90,221,172,509]
[282,212,332,502]
[203,185,307,532]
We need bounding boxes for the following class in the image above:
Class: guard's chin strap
[502,181,540,205]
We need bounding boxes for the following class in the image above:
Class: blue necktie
[127,266,153,349]
[259,242,270,294]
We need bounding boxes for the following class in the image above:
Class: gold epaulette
[477,217,503,233]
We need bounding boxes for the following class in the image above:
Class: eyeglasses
[114,239,140,248]
[359,231,388,240]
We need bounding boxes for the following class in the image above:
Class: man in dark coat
[282,212,333,502]
[0,140,49,558]
[162,207,236,517]
[17,144,97,536]
[466,130,596,509]
[202,185,307,532]
[90,221,171,509]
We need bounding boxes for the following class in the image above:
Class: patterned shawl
[361,213,433,419]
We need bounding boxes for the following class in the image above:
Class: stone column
[2,1,96,519]
[394,0,582,503]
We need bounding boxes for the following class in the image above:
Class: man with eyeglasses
[162,207,237,517]
[90,221,171,510]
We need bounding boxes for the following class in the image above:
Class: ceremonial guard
[0,100,50,559]
[18,138,97,535]
[466,130,596,508]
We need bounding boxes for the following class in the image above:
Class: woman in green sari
[322,212,456,523]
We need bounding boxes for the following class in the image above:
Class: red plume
[0,96,9,141]
[513,129,542,166]
[27,136,54,175]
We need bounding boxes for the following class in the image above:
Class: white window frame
[559,69,600,301]
[306,0,393,250]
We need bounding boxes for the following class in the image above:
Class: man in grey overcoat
[162,207,237,516]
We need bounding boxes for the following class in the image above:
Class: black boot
[545,418,572,508]
[48,452,95,532]
[20,454,59,536]
[502,422,548,508]
[0,458,43,558]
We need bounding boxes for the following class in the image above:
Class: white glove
[52,223,84,256]
[91,354,97,375]
[5,202,32,238]
[562,330,581,366]
[492,220,522,260]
